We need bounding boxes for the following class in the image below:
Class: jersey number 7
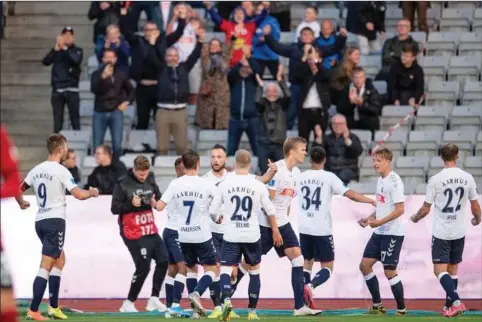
[183,200,195,225]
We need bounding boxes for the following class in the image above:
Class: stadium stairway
[0,1,93,180]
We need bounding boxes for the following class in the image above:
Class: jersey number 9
[38,183,47,208]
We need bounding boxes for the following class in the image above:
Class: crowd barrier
[1,195,481,300]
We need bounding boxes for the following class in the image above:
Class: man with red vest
[111,155,168,313]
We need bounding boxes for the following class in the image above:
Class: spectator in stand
[227,45,261,157]
[90,48,135,161]
[167,3,204,98]
[268,1,291,32]
[401,1,429,34]
[195,38,232,129]
[122,1,162,34]
[95,24,130,73]
[88,1,122,44]
[312,115,363,185]
[120,7,186,130]
[376,19,419,82]
[240,1,255,20]
[255,65,290,173]
[0,2,4,40]
[316,20,343,71]
[252,1,281,79]
[42,26,83,133]
[85,145,127,195]
[213,1,240,32]
[61,149,81,186]
[330,47,360,107]
[346,1,386,55]
[294,45,331,142]
[204,1,267,67]
[264,25,347,129]
[338,67,381,133]
[388,43,424,106]
[294,5,320,41]
[154,28,204,155]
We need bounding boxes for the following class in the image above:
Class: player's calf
[384,268,406,314]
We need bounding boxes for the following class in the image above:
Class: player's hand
[19,200,30,210]
[117,101,129,111]
[357,218,368,228]
[132,195,142,207]
[267,159,278,172]
[272,229,283,247]
[370,199,377,207]
[89,187,99,198]
[472,216,481,226]
[216,215,223,224]
[410,214,419,223]
[339,27,347,37]
[368,217,382,228]
[366,22,374,31]
[150,196,157,208]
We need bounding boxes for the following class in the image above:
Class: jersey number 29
[230,196,253,221]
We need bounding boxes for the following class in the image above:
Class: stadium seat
[425,81,460,106]
[410,31,427,48]
[280,32,295,43]
[197,130,228,152]
[447,1,480,9]
[153,156,182,177]
[439,8,473,31]
[82,155,97,177]
[406,131,442,157]
[380,105,414,130]
[448,56,482,82]
[373,130,408,156]
[226,156,259,173]
[473,8,482,33]
[395,156,429,184]
[156,178,174,193]
[350,129,372,154]
[476,131,482,156]
[450,105,482,132]
[204,32,224,42]
[103,129,130,150]
[359,156,382,182]
[385,7,404,29]
[348,182,377,194]
[120,153,155,168]
[372,80,387,95]
[462,82,482,105]
[126,130,156,151]
[404,182,416,195]
[458,32,482,56]
[426,32,459,56]
[359,55,380,77]
[318,8,340,21]
[413,105,452,131]
[427,155,465,177]
[464,156,482,178]
[60,130,91,144]
[418,56,449,83]
[442,130,478,157]
[415,183,427,194]
[87,54,98,76]
[187,105,197,125]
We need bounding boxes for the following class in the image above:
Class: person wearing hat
[42,26,83,133]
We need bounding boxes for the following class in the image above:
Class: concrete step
[5,121,54,136]
[2,73,51,86]
[1,85,52,99]
[1,109,53,122]
[19,160,44,173]
[15,1,89,16]
[1,99,51,112]
[9,134,50,147]
[6,25,93,40]
[15,146,49,162]
[1,47,95,63]
[7,15,90,26]
[0,62,51,73]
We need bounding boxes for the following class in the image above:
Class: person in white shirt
[294,5,320,41]
[15,134,99,321]
[209,149,279,321]
[299,146,377,309]
[411,144,481,318]
[156,149,217,316]
[357,148,407,316]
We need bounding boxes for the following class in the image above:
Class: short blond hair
[373,148,393,161]
[134,155,151,171]
[283,137,307,157]
[235,149,251,169]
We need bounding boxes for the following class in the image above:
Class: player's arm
[261,188,283,246]
[60,167,98,200]
[344,190,377,206]
[468,178,481,226]
[111,182,136,214]
[369,202,404,228]
[156,182,174,212]
[256,159,278,184]
[15,181,32,209]
[0,126,21,198]
[208,185,223,223]
[411,178,435,223]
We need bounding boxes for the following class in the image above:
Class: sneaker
[168,305,191,318]
[48,306,68,320]
[221,299,233,321]
[191,310,201,319]
[303,284,315,309]
[119,299,138,313]
[229,310,240,318]
[188,292,206,316]
[248,309,260,320]
[146,297,167,312]
[444,302,466,317]
[26,310,49,321]
[396,309,408,316]
[165,311,173,319]
[208,306,222,319]
[293,305,322,316]
[368,304,386,315]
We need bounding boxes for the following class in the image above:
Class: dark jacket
[228,58,261,120]
[42,45,83,91]
[265,34,347,83]
[387,60,425,103]
[85,161,127,195]
[381,35,419,69]
[252,15,281,61]
[293,60,332,111]
[315,132,363,175]
[256,80,290,144]
[88,1,121,44]
[338,78,382,132]
[90,65,135,112]
[315,33,342,70]
[155,41,202,105]
[346,2,386,40]
[120,14,186,82]
[95,35,131,72]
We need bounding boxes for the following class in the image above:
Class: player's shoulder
[387,171,404,188]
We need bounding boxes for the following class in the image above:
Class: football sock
[248,270,261,309]
[231,264,247,296]
[48,267,62,308]
[30,268,49,312]
[445,275,458,308]
[388,275,406,310]
[173,274,186,305]
[210,275,221,306]
[186,272,198,294]
[291,256,305,310]
[439,272,460,306]
[303,269,311,285]
[165,276,174,308]
[310,267,332,289]
[364,272,382,305]
[220,266,233,302]
[195,271,215,296]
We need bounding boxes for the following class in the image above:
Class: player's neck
[47,154,62,163]
[284,157,297,170]
[235,169,249,175]
[311,165,323,170]
[380,168,391,178]
[444,161,457,168]
[212,168,226,178]
[185,169,198,176]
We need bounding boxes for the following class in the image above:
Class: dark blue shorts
[35,218,66,259]
[363,233,404,267]
[221,239,262,266]
[180,238,218,268]
[212,232,224,263]
[162,228,185,265]
[432,236,465,264]
[260,223,300,257]
[299,233,335,263]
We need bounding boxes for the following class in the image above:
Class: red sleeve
[0,126,21,198]
[246,21,257,34]
[220,20,234,38]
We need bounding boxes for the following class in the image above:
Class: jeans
[288,84,300,130]
[334,168,357,185]
[92,110,124,160]
[257,142,284,173]
[227,117,259,157]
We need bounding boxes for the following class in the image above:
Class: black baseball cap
[61,26,74,35]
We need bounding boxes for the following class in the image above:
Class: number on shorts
[300,186,321,211]
[38,183,47,208]
[183,200,195,225]
[442,187,464,213]
[230,195,253,221]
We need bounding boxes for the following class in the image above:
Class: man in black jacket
[42,26,83,133]
[338,67,381,133]
[111,155,168,313]
[120,8,186,130]
[154,28,204,155]
[85,145,127,194]
[313,115,363,185]
[346,2,385,55]
[90,48,135,160]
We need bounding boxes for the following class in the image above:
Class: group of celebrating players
[2,129,480,321]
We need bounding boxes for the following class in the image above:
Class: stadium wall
[1,196,481,300]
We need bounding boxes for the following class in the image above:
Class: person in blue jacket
[315,20,343,71]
